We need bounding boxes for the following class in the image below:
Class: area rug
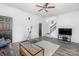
[35,40,60,56]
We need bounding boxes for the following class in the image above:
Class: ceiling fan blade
[44,3,49,7]
[38,9,43,12]
[36,5,43,8]
[45,9,48,12]
[47,6,55,8]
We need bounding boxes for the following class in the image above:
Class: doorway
[39,23,42,37]
[0,16,12,42]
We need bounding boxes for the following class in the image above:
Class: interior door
[39,23,42,37]
[0,16,12,42]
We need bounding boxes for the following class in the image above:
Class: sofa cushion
[0,37,8,48]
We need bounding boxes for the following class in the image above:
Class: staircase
[50,23,56,33]
[45,23,56,37]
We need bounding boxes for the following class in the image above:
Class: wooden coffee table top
[20,42,43,55]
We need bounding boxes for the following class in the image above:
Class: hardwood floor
[31,37,79,56]
[42,37,79,56]
[1,36,79,56]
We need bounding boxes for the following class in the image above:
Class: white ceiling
[3,3,79,17]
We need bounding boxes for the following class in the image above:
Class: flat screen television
[58,28,72,35]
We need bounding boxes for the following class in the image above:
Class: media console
[58,28,72,42]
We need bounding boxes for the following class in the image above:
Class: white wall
[1,4,79,43]
[0,4,43,42]
[43,11,79,43]
[57,11,79,43]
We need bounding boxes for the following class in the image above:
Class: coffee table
[19,42,44,56]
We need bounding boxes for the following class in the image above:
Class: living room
[0,2,79,56]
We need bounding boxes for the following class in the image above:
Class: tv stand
[58,35,71,42]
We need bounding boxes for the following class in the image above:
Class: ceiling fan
[36,3,55,12]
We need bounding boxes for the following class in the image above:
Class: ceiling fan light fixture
[36,3,55,12]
